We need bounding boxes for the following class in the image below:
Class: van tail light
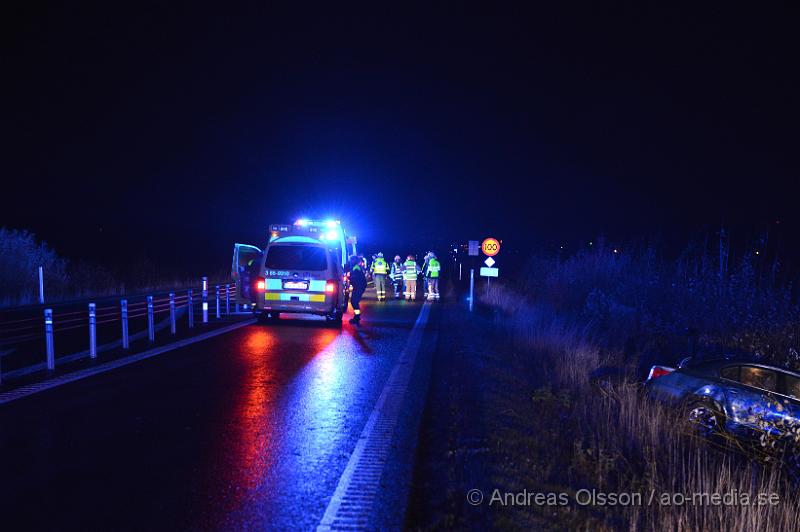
[325,280,337,294]
[647,365,675,381]
[255,278,266,291]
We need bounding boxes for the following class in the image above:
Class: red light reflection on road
[222,323,340,513]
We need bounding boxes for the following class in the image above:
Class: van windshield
[265,245,328,271]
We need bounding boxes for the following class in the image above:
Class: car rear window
[265,245,327,271]
[739,366,778,392]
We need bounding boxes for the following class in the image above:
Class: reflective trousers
[404,279,417,300]
[351,286,365,313]
[427,277,439,299]
[393,277,404,298]
[374,274,387,301]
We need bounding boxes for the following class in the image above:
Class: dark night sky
[3,3,799,273]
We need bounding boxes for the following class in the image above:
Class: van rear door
[231,243,262,305]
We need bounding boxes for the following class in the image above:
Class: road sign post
[468,241,479,256]
[89,303,97,359]
[215,285,221,319]
[480,238,500,286]
[469,268,474,312]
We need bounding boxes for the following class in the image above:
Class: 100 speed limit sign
[481,238,500,257]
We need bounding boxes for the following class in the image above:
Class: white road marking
[318,301,431,531]
[0,319,256,405]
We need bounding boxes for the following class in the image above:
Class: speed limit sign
[481,238,500,257]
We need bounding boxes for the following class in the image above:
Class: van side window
[739,367,778,392]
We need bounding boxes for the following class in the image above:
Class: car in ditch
[645,357,800,447]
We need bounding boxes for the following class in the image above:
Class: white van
[231,221,350,325]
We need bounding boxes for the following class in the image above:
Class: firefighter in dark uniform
[348,255,367,325]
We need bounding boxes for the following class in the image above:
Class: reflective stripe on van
[265,293,326,302]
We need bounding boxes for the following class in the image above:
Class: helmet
[429,252,437,259]
[407,254,415,261]
[394,255,401,262]
[377,252,384,258]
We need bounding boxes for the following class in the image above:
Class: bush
[0,227,68,306]
[0,228,223,307]
[519,239,800,368]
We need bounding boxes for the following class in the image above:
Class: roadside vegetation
[477,238,800,529]
[0,228,221,308]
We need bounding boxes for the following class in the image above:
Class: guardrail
[0,279,241,385]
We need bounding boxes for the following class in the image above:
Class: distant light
[560,245,563,249]
[755,250,760,255]
[589,242,593,246]
[613,248,618,253]
[296,219,309,226]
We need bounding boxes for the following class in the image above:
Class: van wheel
[326,310,343,327]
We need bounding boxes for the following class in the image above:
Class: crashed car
[645,357,800,444]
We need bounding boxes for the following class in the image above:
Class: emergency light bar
[269,220,344,241]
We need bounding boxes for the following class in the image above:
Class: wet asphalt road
[0,292,433,531]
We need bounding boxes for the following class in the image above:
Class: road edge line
[0,319,256,405]
[318,301,432,530]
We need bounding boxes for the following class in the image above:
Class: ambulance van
[231,220,350,325]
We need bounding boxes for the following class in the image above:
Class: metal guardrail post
[45,308,55,370]
[188,289,194,329]
[202,277,208,323]
[469,269,474,312]
[225,283,230,315]
[121,299,130,349]
[89,303,97,359]
[215,285,221,319]
[169,292,176,334]
[147,296,155,342]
